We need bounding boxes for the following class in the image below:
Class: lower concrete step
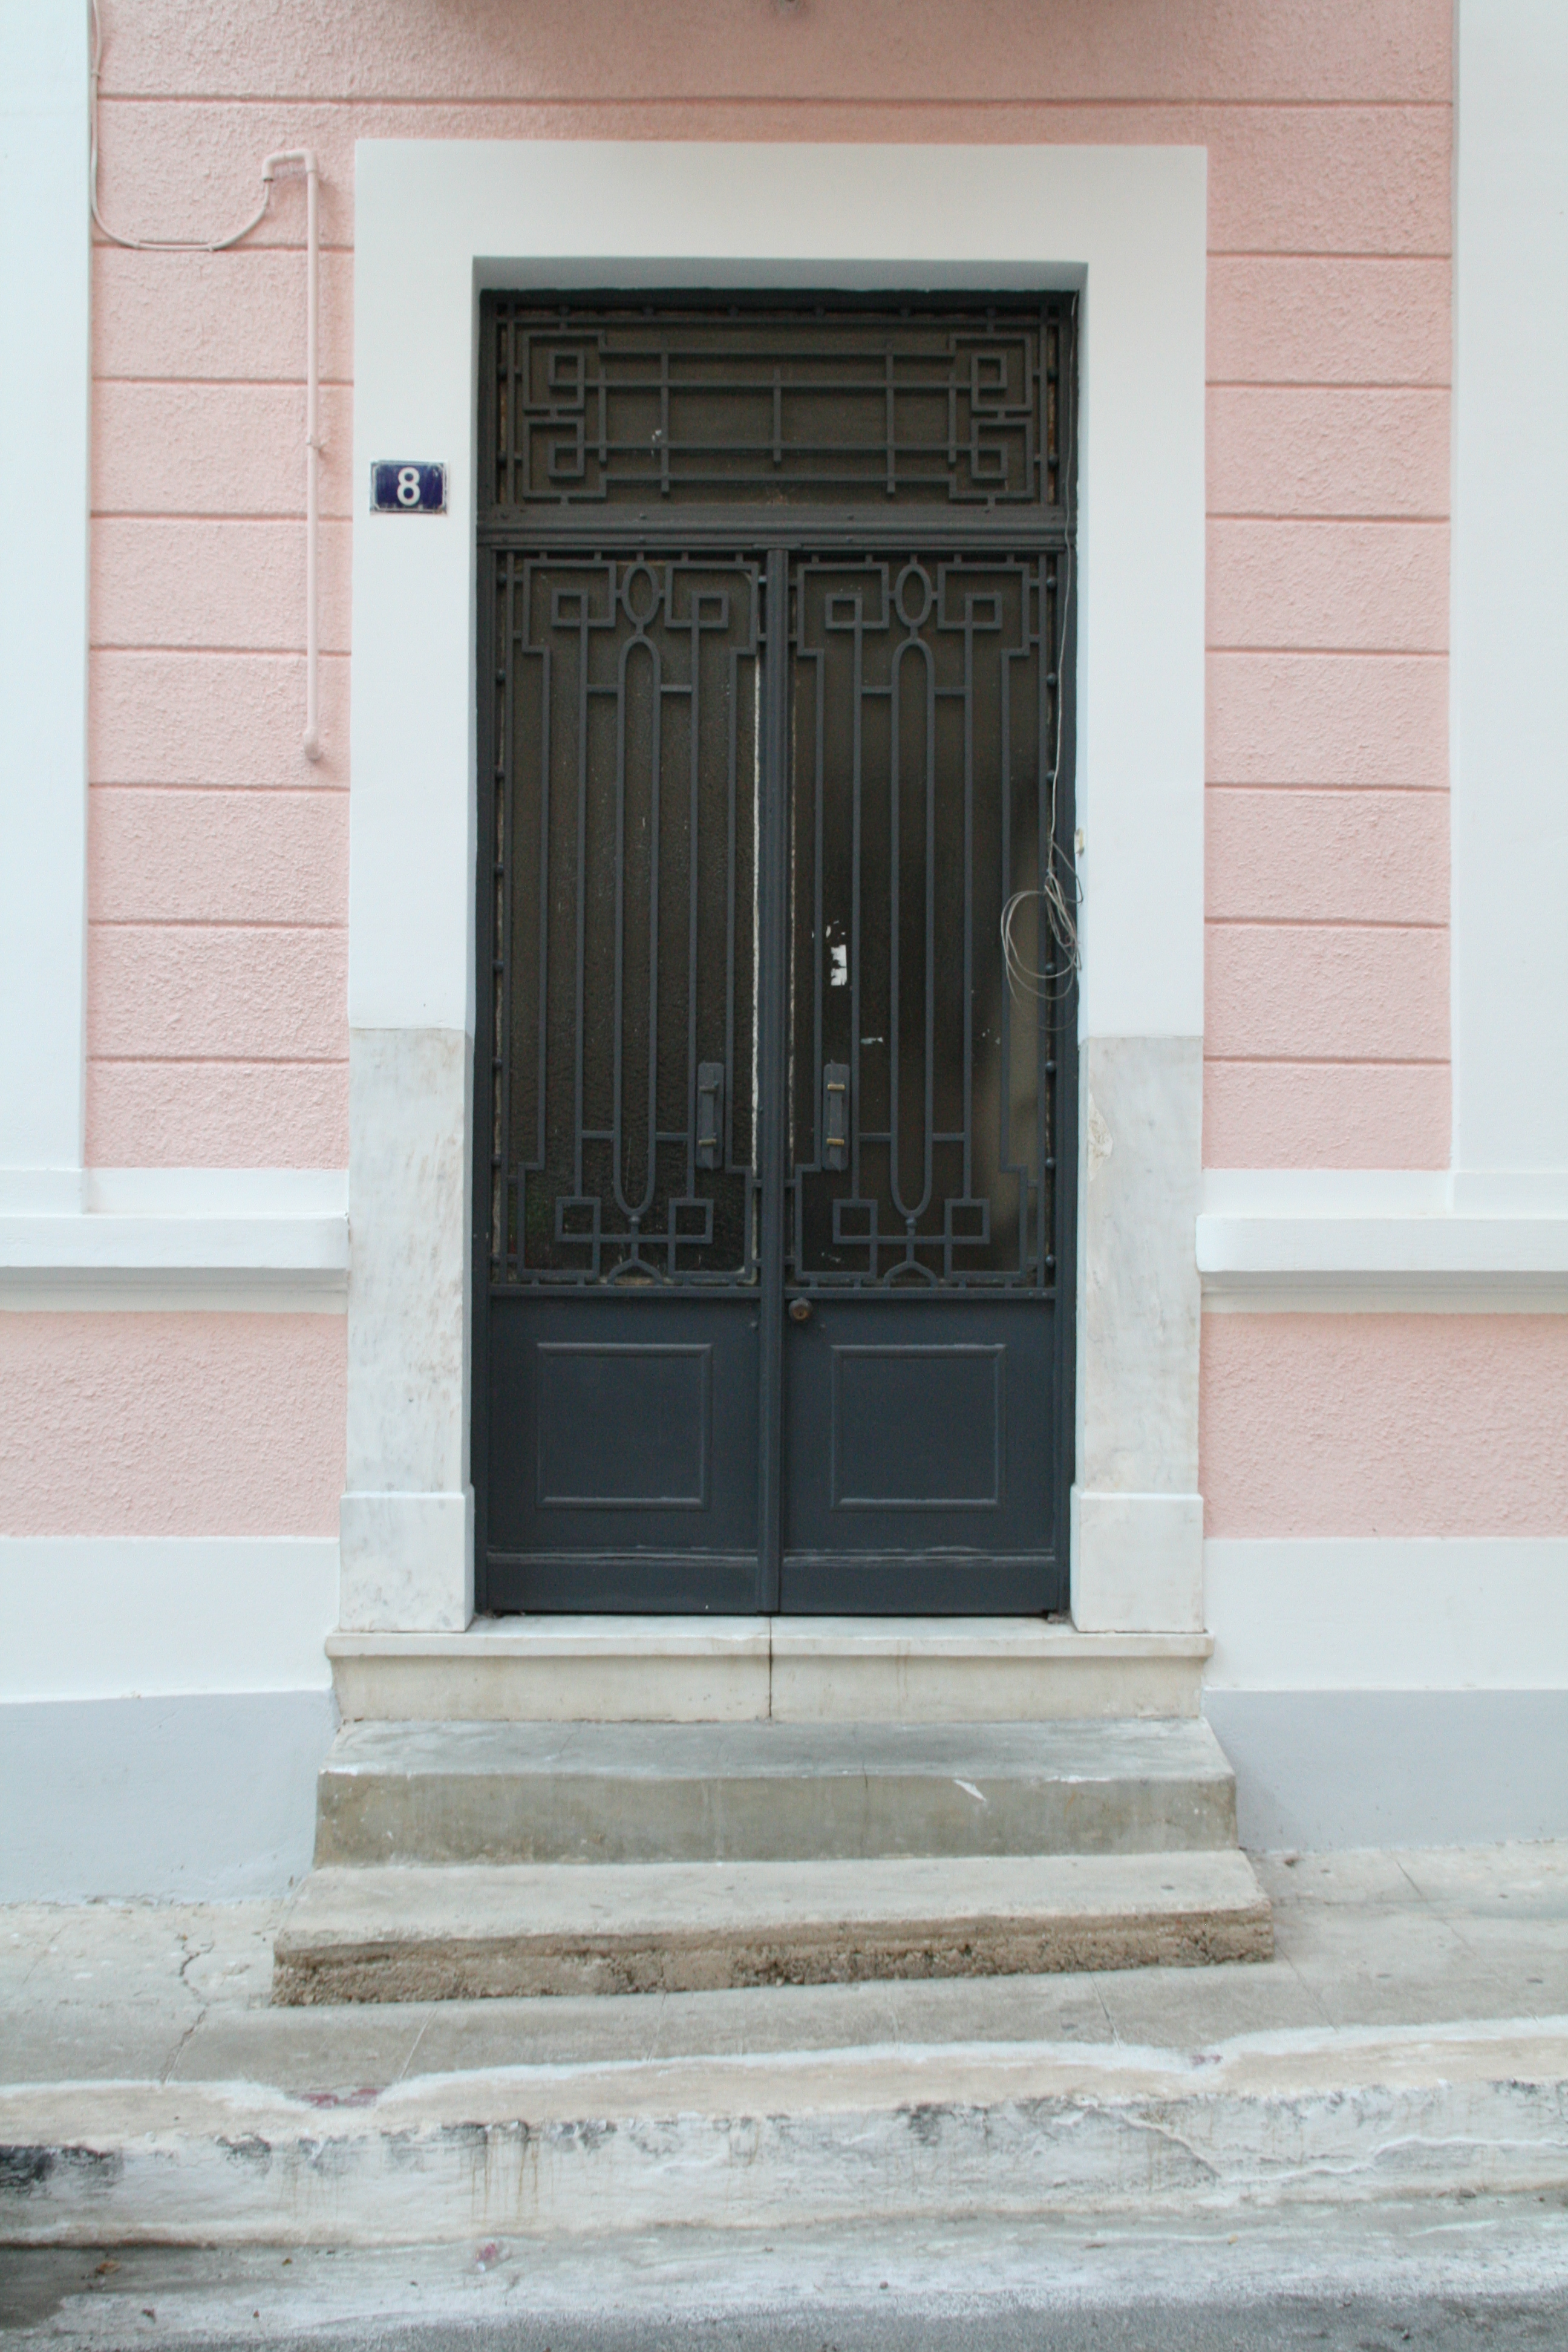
[313,1716,1240,1866]
[273,1849,1273,2004]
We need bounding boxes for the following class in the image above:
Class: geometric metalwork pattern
[489,298,1070,514]
[487,552,762,1284]
[786,553,1066,1290]
[486,544,1068,1296]
[482,295,1077,1305]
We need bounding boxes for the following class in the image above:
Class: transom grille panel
[487,298,1071,514]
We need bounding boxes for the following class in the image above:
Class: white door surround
[343,139,1209,1639]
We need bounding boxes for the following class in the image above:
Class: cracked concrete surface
[4,2203,1568,2347]
[3,1845,1568,2246]
[7,1843,1568,2091]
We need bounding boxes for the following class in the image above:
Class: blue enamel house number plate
[371,462,446,514]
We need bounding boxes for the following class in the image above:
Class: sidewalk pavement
[6,2203,1568,2347]
[3,1844,1568,2250]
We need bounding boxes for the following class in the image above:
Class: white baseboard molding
[1204,1537,1568,1693]
[0,1537,338,1701]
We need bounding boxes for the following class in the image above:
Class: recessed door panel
[488,1295,759,1611]
[536,1342,712,1509]
[781,1298,1053,1613]
[830,1344,1003,1509]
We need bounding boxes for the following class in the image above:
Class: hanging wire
[1001,543,1081,1006]
[90,0,279,252]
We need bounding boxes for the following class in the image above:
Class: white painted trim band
[1198,1214,1568,1304]
[1204,1537,1568,1692]
[1198,1171,1568,1305]
[0,4,90,1190]
[1202,1170,1568,1219]
[0,1537,339,1700]
[0,1214,349,1308]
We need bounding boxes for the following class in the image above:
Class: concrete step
[272,1848,1273,2003]
[313,1716,1241,1867]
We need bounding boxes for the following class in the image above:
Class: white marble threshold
[326,1618,1215,1722]
[327,1618,1214,1663]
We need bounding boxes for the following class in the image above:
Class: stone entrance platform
[273,1716,1270,2001]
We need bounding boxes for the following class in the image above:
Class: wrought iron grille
[486,298,1071,514]
[480,293,1077,1305]
[486,551,763,1285]
[787,553,1063,1290]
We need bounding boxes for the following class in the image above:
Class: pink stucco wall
[0,1315,344,1537]
[67,1,1480,1549]
[1203,1315,1568,1540]
[88,0,1451,1172]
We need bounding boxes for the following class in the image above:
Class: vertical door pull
[696,1062,724,1169]
[823,1062,850,1171]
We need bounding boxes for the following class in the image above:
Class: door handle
[696,1062,724,1169]
[823,1062,849,1171]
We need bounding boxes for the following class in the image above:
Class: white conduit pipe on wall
[89,4,323,761]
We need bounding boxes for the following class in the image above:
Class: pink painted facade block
[90,651,349,790]
[1207,523,1449,653]
[1206,924,1448,1065]
[91,518,351,655]
[93,382,354,520]
[1203,1060,1450,1171]
[1207,653,1448,789]
[100,1,1453,106]
[1207,258,1451,388]
[89,91,1454,260]
[1206,790,1448,927]
[1200,106,1449,256]
[88,926,348,1063]
[1201,1316,1568,1539]
[94,247,354,386]
[0,1315,345,1537]
[91,789,348,927]
[87,1062,347,1171]
[1208,388,1452,520]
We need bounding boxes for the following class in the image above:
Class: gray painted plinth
[314,1717,1240,1866]
[0,1694,336,1902]
[1205,1691,1568,1852]
[272,1849,1272,2002]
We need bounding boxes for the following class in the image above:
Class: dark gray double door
[472,304,1075,1615]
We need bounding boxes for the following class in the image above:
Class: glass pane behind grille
[491,301,1067,512]
[490,554,762,1284]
